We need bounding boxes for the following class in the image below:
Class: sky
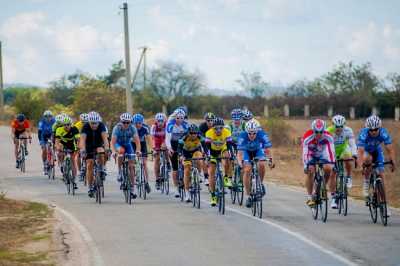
[1,0,400,90]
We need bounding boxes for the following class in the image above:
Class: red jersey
[11,119,30,132]
[151,123,166,149]
[302,129,335,166]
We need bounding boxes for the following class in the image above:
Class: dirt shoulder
[0,194,89,266]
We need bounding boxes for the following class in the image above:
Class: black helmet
[203,112,216,121]
[16,114,25,122]
[213,117,225,127]
[188,124,199,133]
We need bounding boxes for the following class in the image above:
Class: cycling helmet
[332,115,346,127]
[231,108,242,120]
[80,113,89,122]
[88,111,102,123]
[133,113,144,124]
[188,124,199,134]
[155,113,165,122]
[242,109,253,121]
[16,114,25,122]
[311,119,326,132]
[120,112,132,122]
[213,117,225,127]
[62,116,72,125]
[174,109,185,119]
[176,106,188,116]
[204,112,216,121]
[55,114,63,123]
[245,119,260,133]
[43,110,53,117]
[365,115,381,129]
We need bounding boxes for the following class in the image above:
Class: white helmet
[245,119,260,133]
[55,114,64,123]
[174,109,185,119]
[365,115,381,129]
[80,113,89,122]
[120,112,132,122]
[43,110,53,117]
[155,112,165,122]
[332,115,346,127]
[88,111,102,123]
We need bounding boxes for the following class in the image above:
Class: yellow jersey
[55,126,80,144]
[205,128,231,151]
[74,120,84,133]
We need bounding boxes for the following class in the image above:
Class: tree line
[3,60,400,124]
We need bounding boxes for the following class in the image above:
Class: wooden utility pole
[0,41,4,119]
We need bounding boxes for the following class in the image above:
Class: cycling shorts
[115,142,135,160]
[40,133,52,147]
[242,149,266,165]
[183,149,202,166]
[209,148,229,164]
[365,150,384,172]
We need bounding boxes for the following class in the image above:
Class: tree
[13,89,52,121]
[72,76,125,123]
[236,71,269,98]
[100,60,126,87]
[48,71,85,106]
[148,61,205,109]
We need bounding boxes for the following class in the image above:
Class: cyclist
[205,117,233,206]
[327,115,357,191]
[132,113,152,194]
[357,115,396,206]
[237,119,273,208]
[11,114,32,168]
[111,113,141,198]
[302,119,336,208]
[79,111,109,198]
[55,115,80,190]
[199,112,216,186]
[151,112,167,190]
[166,109,188,198]
[38,110,55,174]
[177,124,205,202]
[228,109,245,150]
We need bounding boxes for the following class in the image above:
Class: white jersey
[330,126,357,156]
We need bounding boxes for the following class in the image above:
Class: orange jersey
[11,119,30,132]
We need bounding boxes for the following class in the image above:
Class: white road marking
[200,199,358,266]
[56,206,104,266]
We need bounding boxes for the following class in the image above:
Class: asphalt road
[0,127,399,266]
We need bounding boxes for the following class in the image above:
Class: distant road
[0,126,399,266]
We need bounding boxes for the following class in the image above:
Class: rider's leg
[183,162,191,191]
[154,152,160,179]
[86,159,94,186]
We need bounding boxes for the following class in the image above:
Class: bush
[259,115,291,147]
[13,89,52,122]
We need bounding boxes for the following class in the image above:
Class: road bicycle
[158,149,171,195]
[187,157,204,209]
[364,161,393,226]
[230,156,244,206]
[16,137,29,173]
[62,149,76,196]
[334,158,354,216]
[45,139,56,180]
[135,153,152,200]
[250,159,264,218]
[120,153,135,205]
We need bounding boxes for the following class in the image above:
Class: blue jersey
[237,130,272,152]
[112,123,138,145]
[136,124,150,142]
[357,127,392,153]
[38,117,55,140]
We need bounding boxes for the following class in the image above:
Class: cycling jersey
[199,122,212,137]
[178,134,204,153]
[166,120,188,151]
[11,119,30,132]
[132,124,150,156]
[228,122,245,143]
[237,130,272,151]
[151,123,166,149]
[55,126,80,151]
[112,123,137,145]
[52,122,63,134]
[38,117,55,146]
[357,128,392,153]
[74,120,85,132]
[81,122,107,158]
[326,126,357,158]
[205,128,232,151]
[302,129,335,168]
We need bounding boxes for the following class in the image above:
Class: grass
[0,197,54,265]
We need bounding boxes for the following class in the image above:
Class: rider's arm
[38,120,43,142]
[110,135,117,153]
[384,144,395,164]
[79,133,86,151]
[102,131,110,150]
[347,128,357,157]
[165,124,173,151]
[133,135,141,153]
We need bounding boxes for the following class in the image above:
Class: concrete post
[328,106,333,118]
[162,104,167,115]
[395,107,400,121]
[264,105,269,118]
[350,107,355,119]
[304,104,310,118]
[284,104,290,118]
[372,107,379,116]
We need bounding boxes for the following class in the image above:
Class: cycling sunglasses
[90,122,99,126]
[314,130,324,134]
[214,126,224,131]
[335,126,343,129]
[369,128,379,132]
[122,121,131,125]
[248,132,257,136]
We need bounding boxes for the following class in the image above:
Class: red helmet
[311,119,326,132]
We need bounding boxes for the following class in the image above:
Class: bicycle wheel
[218,174,225,215]
[19,147,26,173]
[336,175,343,215]
[368,183,378,223]
[376,181,388,226]
[237,168,244,206]
[160,164,165,194]
[96,176,102,204]
[311,179,319,220]
[343,182,348,216]
[320,180,328,223]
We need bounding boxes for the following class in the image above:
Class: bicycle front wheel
[320,181,328,223]
[218,176,225,215]
[376,181,388,226]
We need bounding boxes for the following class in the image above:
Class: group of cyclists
[10,106,396,216]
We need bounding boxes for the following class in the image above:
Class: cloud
[347,22,400,60]
[262,0,313,22]
[0,11,46,39]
